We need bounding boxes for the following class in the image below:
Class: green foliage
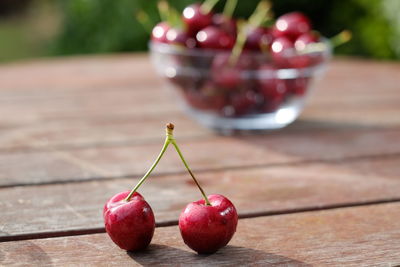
[52,0,400,59]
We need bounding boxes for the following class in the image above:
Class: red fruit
[103,191,155,251]
[179,194,238,254]
[211,54,241,89]
[285,77,309,96]
[183,86,227,112]
[201,83,228,111]
[230,90,258,116]
[294,32,319,51]
[270,36,294,68]
[151,22,170,43]
[293,32,323,67]
[258,65,287,112]
[183,3,213,35]
[273,12,311,41]
[244,27,274,51]
[263,96,284,112]
[196,26,235,50]
[166,28,197,48]
[212,13,237,36]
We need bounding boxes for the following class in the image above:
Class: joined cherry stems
[125,123,211,206]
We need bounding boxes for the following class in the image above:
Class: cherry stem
[248,0,272,28]
[136,10,153,34]
[168,124,211,206]
[125,125,172,201]
[201,0,219,14]
[330,30,352,47]
[223,0,237,19]
[157,0,169,22]
[229,0,272,66]
[157,0,182,29]
[228,20,247,66]
[297,30,352,55]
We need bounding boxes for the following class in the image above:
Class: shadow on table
[219,118,394,162]
[218,118,386,136]
[128,244,310,266]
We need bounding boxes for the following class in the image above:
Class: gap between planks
[1,151,399,189]
[1,197,400,243]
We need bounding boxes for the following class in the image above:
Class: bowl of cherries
[149,0,348,130]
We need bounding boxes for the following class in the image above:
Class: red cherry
[285,77,309,96]
[244,26,274,51]
[259,73,287,99]
[273,12,311,41]
[211,53,241,89]
[196,26,235,50]
[166,28,197,48]
[103,191,155,251]
[184,90,207,110]
[258,65,287,112]
[229,90,258,116]
[183,3,213,35]
[151,22,170,43]
[183,85,227,112]
[270,36,294,68]
[293,32,323,67]
[294,32,319,50]
[179,194,238,254]
[212,13,237,36]
[201,82,228,111]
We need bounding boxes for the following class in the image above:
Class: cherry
[285,77,309,96]
[273,12,311,41]
[229,90,258,116]
[212,56,241,89]
[292,32,323,67]
[244,26,273,51]
[258,65,287,112]
[270,36,294,68]
[294,32,319,51]
[185,83,227,112]
[179,194,238,254]
[166,27,197,48]
[196,26,235,50]
[151,22,170,43]
[183,3,213,35]
[103,191,155,251]
[155,124,238,254]
[211,53,259,90]
[200,82,228,111]
[212,14,237,36]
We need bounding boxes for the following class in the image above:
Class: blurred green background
[1,0,400,62]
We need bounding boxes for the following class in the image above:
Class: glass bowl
[150,40,331,130]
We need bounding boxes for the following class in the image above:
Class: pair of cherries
[103,124,238,254]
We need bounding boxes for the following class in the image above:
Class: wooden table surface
[0,54,400,266]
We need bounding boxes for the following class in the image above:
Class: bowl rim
[149,38,332,58]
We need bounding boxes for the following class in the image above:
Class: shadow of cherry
[128,244,310,266]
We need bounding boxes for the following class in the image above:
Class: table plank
[1,203,399,266]
[1,156,400,239]
[0,57,399,152]
[1,127,400,187]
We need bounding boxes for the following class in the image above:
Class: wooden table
[0,54,400,266]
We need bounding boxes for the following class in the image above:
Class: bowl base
[184,97,305,131]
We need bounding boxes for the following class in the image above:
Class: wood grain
[0,57,399,152]
[1,156,400,238]
[1,203,399,266]
[1,55,400,265]
[1,127,400,187]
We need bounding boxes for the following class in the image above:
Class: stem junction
[125,123,211,206]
